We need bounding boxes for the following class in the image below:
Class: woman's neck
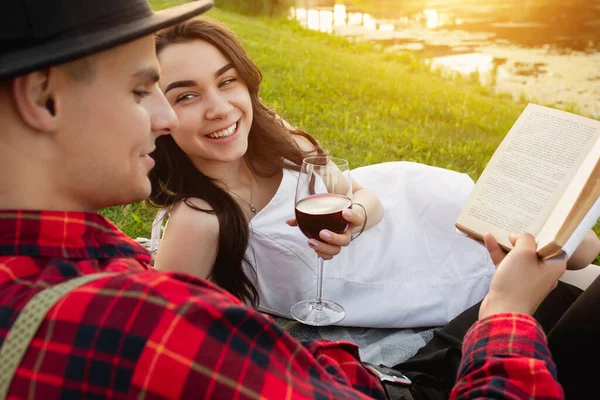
[193,158,252,193]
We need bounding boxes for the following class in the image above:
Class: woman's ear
[12,68,59,132]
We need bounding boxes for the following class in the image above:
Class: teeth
[208,122,237,139]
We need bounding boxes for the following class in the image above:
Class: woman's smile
[205,120,239,139]
[203,119,241,143]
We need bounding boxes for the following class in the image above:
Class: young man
[0,0,577,398]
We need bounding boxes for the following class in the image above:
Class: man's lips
[140,147,155,158]
[141,154,155,168]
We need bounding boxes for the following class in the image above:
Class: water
[291,1,600,117]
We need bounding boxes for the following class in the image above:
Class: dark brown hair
[148,17,323,307]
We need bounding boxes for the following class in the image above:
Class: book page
[456,104,600,248]
[536,144,600,257]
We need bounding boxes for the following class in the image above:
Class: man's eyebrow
[133,67,160,83]
[164,80,197,94]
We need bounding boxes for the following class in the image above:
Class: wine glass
[291,156,352,326]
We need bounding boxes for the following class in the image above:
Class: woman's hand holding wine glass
[290,156,354,326]
[285,207,364,260]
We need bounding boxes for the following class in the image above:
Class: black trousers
[547,276,600,400]
[389,280,585,399]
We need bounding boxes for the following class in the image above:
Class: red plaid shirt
[0,210,386,399]
[0,210,565,399]
[451,313,564,399]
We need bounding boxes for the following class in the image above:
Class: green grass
[101,2,542,243]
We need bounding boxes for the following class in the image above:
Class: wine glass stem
[316,255,324,307]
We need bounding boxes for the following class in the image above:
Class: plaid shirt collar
[0,210,151,264]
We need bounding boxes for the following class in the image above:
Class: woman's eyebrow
[215,63,234,78]
[163,64,235,94]
[164,80,197,94]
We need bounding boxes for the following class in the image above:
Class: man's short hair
[59,55,97,83]
[0,55,96,90]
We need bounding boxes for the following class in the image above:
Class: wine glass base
[290,300,345,326]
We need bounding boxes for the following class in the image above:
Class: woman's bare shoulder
[167,198,219,235]
[276,114,319,153]
[156,198,219,277]
[290,131,319,153]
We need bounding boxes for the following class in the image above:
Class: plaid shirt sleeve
[450,313,564,400]
[127,272,387,399]
[30,269,386,400]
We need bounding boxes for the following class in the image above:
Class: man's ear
[12,69,59,132]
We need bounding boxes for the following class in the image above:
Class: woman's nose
[204,89,233,120]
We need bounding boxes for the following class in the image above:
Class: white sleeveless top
[245,161,495,328]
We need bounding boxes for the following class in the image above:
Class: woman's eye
[175,93,197,103]
[219,78,237,88]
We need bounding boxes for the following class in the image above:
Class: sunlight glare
[363,14,376,30]
[423,9,440,29]
[319,10,334,33]
[307,9,319,30]
[295,8,307,21]
[431,53,494,83]
[348,12,364,26]
[333,4,347,26]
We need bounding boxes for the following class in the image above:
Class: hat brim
[0,0,213,80]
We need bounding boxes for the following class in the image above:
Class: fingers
[300,207,360,261]
[342,208,363,227]
[504,233,540,268]
[307,230,351,259]
[286,218,297,227]
[306,226,354,260]
[319,229,352,247]
[511,232,537,250]
[308,239,341,260]
[315,250,335,260]
[544,258,568,282]
[511,232,566,284]
[483,233,507,267]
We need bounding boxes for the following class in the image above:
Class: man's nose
[152,91,178,136]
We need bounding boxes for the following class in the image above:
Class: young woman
[147,17,596,328]
[149,17,389,317]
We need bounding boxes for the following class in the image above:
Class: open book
[455,103,600,260]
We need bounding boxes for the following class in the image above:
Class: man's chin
[132,181,152,204]
[113,181,152,208]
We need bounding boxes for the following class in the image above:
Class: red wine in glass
[295,194,351,240]
[291,156,351,326]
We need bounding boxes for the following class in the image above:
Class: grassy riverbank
[101,2,529,239]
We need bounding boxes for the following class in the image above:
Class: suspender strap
[0,272,116,398]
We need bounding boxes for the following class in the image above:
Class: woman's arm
[290,132,383,233]
[153,199,219,280]
[287,132,384,259]
[350,180,383,234]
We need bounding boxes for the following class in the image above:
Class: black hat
[0,0,213,80]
